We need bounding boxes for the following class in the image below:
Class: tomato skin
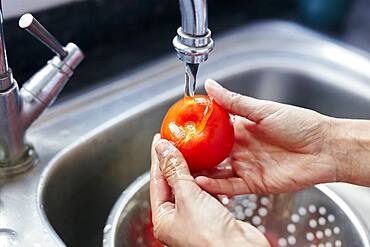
[160,95,234,171]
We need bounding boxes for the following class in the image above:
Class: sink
[1,21,370,246]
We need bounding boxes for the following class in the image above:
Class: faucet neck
[179,0,208,36]
[174,0,214,64]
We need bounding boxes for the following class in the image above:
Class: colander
[103,172,370,247]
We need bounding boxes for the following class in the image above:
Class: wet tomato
[160,95,234,171]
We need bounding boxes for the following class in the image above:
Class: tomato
[160,95,234,171]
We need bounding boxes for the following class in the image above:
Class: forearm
[328,118,370,186]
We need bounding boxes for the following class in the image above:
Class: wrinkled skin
[196,79,340,195]
[150,135,270,247]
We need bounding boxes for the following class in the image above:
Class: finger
[193,160,235,179]
[205,79,280,122]
[150,134,173,214]
[155,139,200,197]
[195,176,249,196]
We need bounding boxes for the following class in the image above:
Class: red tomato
[160,95,234,171]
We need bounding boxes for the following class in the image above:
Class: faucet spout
[179,0,208,36]
[173,0,214,64]
[0,2,13,91]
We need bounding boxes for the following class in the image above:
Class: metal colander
[103,172,370,247]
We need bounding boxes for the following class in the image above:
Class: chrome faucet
[173,0,214,64]
[0,10,83,177]
[173,0,214,96]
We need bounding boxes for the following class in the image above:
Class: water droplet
[104,224,112,234]
[221,197,229,205]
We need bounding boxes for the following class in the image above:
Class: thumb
[155,139,200,198]
[205,79,280,122]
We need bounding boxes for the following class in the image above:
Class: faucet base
[0,144,38,178]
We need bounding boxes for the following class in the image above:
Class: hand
[196,79,347,195]
[150,134,270,247]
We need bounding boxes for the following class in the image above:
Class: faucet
[0,9,83,177]
[173,0,214,96]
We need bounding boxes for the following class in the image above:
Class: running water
[184,63,199,97]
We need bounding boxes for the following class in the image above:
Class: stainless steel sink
[1,21,370,246]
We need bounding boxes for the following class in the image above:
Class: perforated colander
[103,172,370,247]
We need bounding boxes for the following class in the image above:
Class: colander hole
[258,207,268,217]
[318,244,325,247]
[308,205,317,213]
[234,211,245,220]
[249,195,257,202]
[324,228,332,237]
[260,197,269,206]
[244,208,253,217]
[335,240,342,246]
[306,232,315,241]
[287,224,296,233]
[137,237,143,244]
[318,217,326,225]
[316,230,324,239]
[248,202,257,210]
[309,219,318,228]
[252,216,262,225]
[287,235,296,245]
[327,214,335,223]
[319,207,327,215]
[310,245,317,247]
[298,207,307,216]
[333,226,340,234]
[278,238,287,246]
[325,242,333,247]
[241,199,249,207]
[235,205,243,212]
[257,225,266,233]
[291,214,300,223]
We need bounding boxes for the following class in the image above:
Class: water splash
[184,63,199,97]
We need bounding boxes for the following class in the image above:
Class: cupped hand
[196,79,345,195]
[150,134,269,247]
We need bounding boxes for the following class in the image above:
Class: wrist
[327,118,370,185]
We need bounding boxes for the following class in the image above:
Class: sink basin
[2,21,370,246]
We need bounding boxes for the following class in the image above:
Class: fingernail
[155,140,176,161]
[206,79,222,89]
